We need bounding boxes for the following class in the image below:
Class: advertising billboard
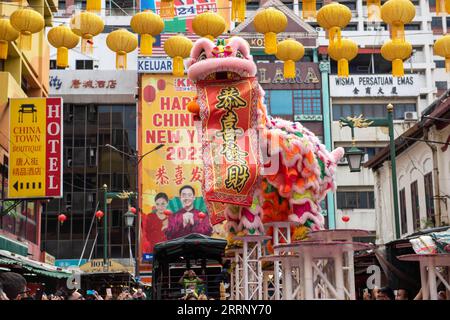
[8,98,63,199]
[140,74,227,255]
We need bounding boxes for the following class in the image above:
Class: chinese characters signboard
[330,74,426,97]
[140,74,225,255]
[49,70,137,96]
[9,98,63,199]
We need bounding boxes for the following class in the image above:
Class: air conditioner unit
[316,27,324,32]
[404,111,418,121]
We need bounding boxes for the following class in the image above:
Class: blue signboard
[55,259,87,268]
[142,253,153,262]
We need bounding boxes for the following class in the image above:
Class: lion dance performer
[186,37,344,249]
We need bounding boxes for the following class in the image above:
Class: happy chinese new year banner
[140,74,227,255]
[8,98,63,199]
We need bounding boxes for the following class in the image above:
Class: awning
[0,250,71,279]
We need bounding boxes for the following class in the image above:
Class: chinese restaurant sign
[330,74,426,97]
[49,70,137,95]
[140,74,226,256]
[8,98,63,199]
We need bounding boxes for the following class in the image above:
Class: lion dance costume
[186,37,344,249]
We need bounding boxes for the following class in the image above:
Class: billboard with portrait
[139,74,226,256]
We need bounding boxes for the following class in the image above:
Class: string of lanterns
[0,1,448,76]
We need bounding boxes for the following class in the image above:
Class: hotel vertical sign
[9,98,63,198]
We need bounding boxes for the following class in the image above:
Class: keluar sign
[8,98,63,199]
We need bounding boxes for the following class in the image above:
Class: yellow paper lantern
[131,10,164,56]
[106,28,138,70]
[436,0,450,15]
[381,0,416,41]
[0,18,19,60]
[253,8,288,55]
[381,39,412,77]
[70,11,104,54]
[9,8,45,50]
[86,0,101,12]
[328,38,358,77]
[317,2,352,47]
[434,34,450,72]
[275,39,305,79]
[303,0,317,19]
[192,12,226,41]
[231,0,247,22]
[367,0,381,21]
[164,35,192,77]
[160,0,175,19]
[47,25,80,68]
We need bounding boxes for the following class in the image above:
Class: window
[424,173,435,225]
[267,90,322,119]
[76,60,94,70]
[410,181,420,230]
[293,90,322,115]
[333,103,416,120]
[434,60,446,68]
[435,81,448,90]
[399,188,408,234]
[268,90,293,116]
[337,191,375,209]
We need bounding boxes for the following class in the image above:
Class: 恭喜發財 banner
[8,98,63,199]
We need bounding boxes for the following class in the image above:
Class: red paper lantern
[129,207,136,214]
[58,214,67,225]
[95,210,104,220]
[342,215,350,222]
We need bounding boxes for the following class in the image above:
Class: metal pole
[134,156,140,279]
[128,226,133,267]
[103,184,108,271]
[387,104,401,239]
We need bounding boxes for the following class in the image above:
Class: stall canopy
[0,250,71,279]
[153,233,227,263]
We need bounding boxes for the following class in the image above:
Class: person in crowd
[362,288,372,300]
[179,269,203,296]
[68,290,84,300]
[165,185,212,240]
[132,288,147,300]
[371,286,380,300]
[0,282,9,300]
[395,288,409,300]
[376,287,395,300]
[183,293,198,300]
[0,272,27,300]
[198,293,208,300]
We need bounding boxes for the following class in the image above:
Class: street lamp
[124,209,135,268]
[345,144,365,172]
[104,143,165,278]
[339,104,401,239]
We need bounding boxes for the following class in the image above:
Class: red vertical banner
[45,98,63,197]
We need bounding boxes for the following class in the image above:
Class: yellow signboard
[8,98,63,198]
[80,259,133,273]
[140,75,227,255]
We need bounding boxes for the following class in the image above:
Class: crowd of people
[362,286,447,300]
[0,271,148,300]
